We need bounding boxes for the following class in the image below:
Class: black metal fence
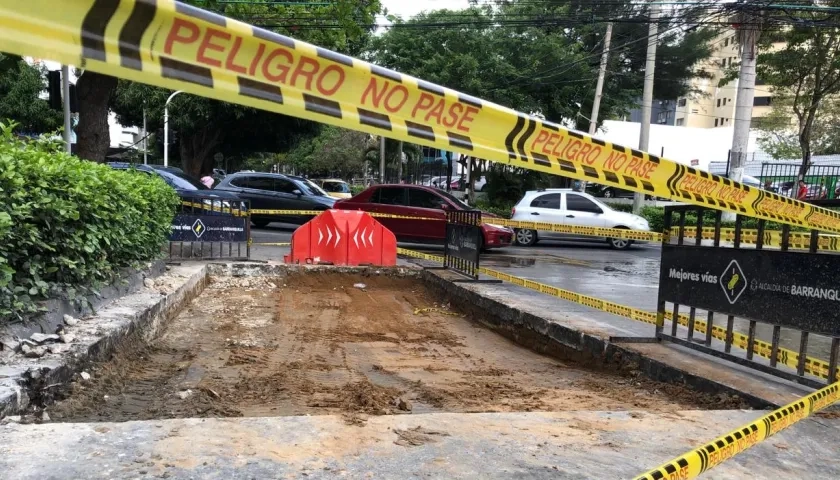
[441,210,483,280]
[168,195,251,260]
[656,205,840,388]
[758,163,840,199]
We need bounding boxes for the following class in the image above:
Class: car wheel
[607,227,632,250]
[251,220,270,228]
[603,189,614,198]
[515,229,537,246]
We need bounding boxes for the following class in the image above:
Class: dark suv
[107,163,244,206]
[215,172,336,227]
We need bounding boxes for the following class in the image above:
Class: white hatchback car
[511,189,650,249]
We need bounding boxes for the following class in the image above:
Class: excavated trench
[48,272,746,423]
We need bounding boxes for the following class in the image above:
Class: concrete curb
[0,264,207,418]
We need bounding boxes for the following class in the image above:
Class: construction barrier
[396,247,838,382]
[246,208,840,250]
[634,382,840,480]
[285,210,396,266]
[4,1,840,233]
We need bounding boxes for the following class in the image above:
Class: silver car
[511,189,650,249]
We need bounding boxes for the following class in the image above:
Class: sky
[380,0,471,22]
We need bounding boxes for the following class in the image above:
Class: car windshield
[155,169,208,190]
[323,181,351,193]
[435,189,471,210]
[298,179,328,197]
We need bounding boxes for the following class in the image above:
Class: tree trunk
[75,72,117,162]
[797,105,819,180]
[179,126,224,177]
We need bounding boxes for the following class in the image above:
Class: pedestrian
[200,175,214,189]
[796,180,808,200]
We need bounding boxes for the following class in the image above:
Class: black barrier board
[660,244,840,336]
[170,214,248,242]
[445,223,481,265]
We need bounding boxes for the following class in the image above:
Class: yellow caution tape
[249,209,440,221]
[680,226,840,252]
[396,247,837,381]
[181,200,248,216]
[413,307,462,317]
[634,381,840,480]
[494,218,662,242]
[4,1,840,233]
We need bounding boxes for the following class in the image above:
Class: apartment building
[674,30,775,129]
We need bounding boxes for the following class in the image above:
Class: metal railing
[656,205,840,388]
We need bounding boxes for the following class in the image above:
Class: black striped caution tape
[396,247,837,382]
[4,1,840,233]
[634,382,840,479]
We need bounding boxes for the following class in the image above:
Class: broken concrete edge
[0,264,206,418]
[1,260,167,343]
[418,270,779,410]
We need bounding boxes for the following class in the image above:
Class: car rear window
[530,193,560,209]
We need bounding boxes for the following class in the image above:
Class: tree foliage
[0,54,62,134]
[757,3,840,175]
[756,96,840,160]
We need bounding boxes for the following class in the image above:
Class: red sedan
[334,184,513,249]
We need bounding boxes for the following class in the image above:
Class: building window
[676,118,684,126]
[724,38,729,46]
[715,119,719,127]
[678,98,687,107]
[717,99,721,107]
[753,96,772,106]
[723,98,727,106]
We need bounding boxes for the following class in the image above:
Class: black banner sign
[660,244,840,336]
[445,223,481,265]
[170,214,247,242]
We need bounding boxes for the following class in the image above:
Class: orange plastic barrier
[284,210,397,266]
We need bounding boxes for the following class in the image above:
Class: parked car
[805,184,828,200]
[107,163,244,211]
[450,175,487,192]
[334,184,513,249]
[511,189,650,249]
[585,182,658,200]
[420,176,448,189]
[316,178,352,199]
[215,172,335,227]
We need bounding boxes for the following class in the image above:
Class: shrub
[0,121,180,322]
[475,197,515,218]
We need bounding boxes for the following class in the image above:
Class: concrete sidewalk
[2,411,837,479]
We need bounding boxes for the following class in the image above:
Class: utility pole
[583,22,613,194]
[61,65,71,154]
[726,5,761,218]
[633,4,659,214]
[379,136,386,183]
[589,23,613,136]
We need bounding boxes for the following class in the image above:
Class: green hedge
[0,122,180,322]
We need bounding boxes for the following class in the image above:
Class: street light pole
[164,90,183,167]
[61,65,71,154]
